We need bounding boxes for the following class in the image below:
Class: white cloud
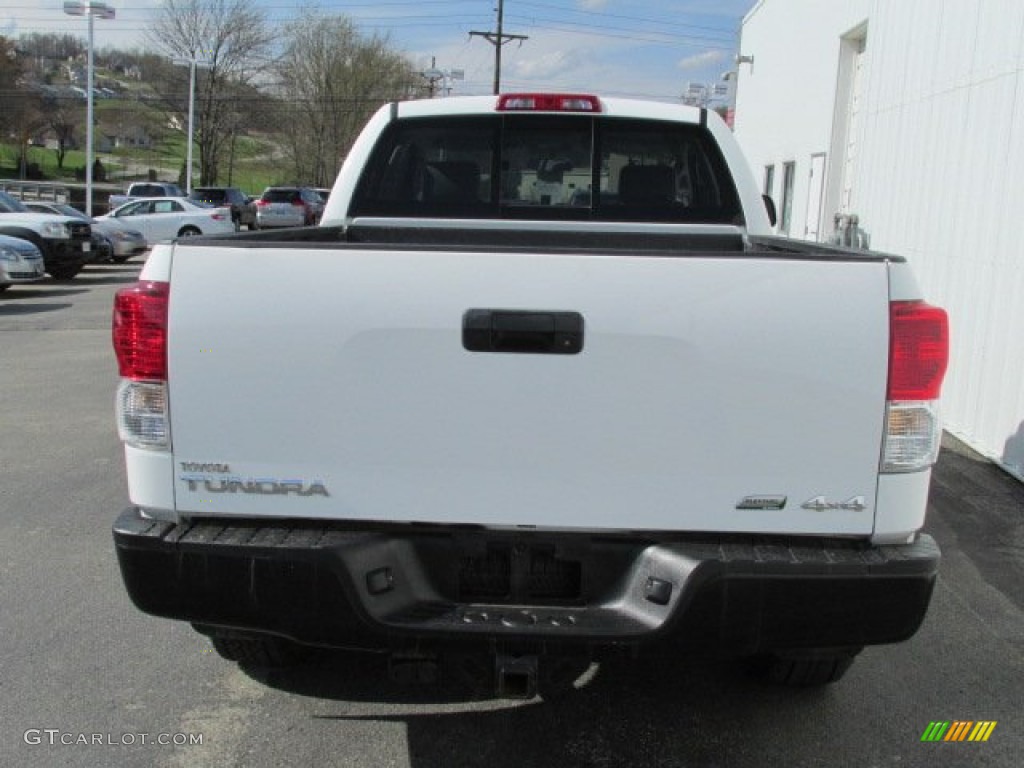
[508,48,584,81]
[410,24,692,102]
[677,50,727,71]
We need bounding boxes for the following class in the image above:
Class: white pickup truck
[112,94,949,698]
[0,190,92,279]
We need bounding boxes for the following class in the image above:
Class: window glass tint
[352,114,741,224]
[353,117,494,216]
[598,121,739,222]
[499,116,591,209]
[780,161,796,235]
[0,190,26,212]
[763,165,775,197]
[193,189,226,203]
[264,189,300,203]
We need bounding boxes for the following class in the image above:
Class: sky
[2,0,756,102]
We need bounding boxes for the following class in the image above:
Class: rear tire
[745,648,860,687]
[208,631,310,667]
[177,226,201,237]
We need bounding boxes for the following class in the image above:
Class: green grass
[4,62,301,194]
[2,131,284,197]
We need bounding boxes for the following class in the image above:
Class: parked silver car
[23,201,148,263]
[254,187,323,229]
[0,234,46,291]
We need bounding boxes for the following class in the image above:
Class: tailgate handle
[463,309,584,355]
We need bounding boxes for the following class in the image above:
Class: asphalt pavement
[0,265,1021,768]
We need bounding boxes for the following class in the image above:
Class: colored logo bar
[921,721,997,742]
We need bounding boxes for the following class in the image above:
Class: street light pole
[186,58,196,193]
[63,1,115,217]
[175,55,208,193]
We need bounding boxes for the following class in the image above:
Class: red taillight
[497,93,602,112]
[212,211,227,220]
[113,281,169,380]
[292,200,305,207]
[888,301,949,400]
[256,199,269,207]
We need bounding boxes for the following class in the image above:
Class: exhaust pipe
[496,654,538,699]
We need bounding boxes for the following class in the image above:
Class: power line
[507,19,735,51]
[513,0,738,38]
[506,14,736,46]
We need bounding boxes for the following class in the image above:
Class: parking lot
[1,265,1022,768]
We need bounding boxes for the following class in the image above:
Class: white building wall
[735,0,1024,480]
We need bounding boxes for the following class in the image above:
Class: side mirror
[762,194,777,227]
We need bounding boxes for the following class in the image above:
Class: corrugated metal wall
[736,0,1024,480]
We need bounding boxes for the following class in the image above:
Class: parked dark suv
[188,187,256,230]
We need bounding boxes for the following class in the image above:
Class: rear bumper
[255,217,305,228]
[111,239,148,258]
[41,237,90,270]
[0,257,45,284]
[113,507,939,655]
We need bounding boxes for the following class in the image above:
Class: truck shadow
[0,287,87,302]
[242,651,832,767]
[0,301,74,315]
[1002,422,1024,482]
[84,265,143,274]
[928,436,1024,614]
[74,274,141,286]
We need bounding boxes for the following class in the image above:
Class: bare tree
[15,33,86,75]
[276,11,419,186]
[37,93,77,170]
[146,0,274,185]
[0,36,26,141]
[0,38,49,178]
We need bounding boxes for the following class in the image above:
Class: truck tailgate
[167,244,890,535]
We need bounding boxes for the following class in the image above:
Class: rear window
[192,189,226,203]
[263,189,301,203]
[132,184,182,197]
[351,115,742,224]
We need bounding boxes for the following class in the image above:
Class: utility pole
[470,0,528,94]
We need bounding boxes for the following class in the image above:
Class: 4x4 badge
[801,495,867,512]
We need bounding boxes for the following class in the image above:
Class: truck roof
[394,94,704,124]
